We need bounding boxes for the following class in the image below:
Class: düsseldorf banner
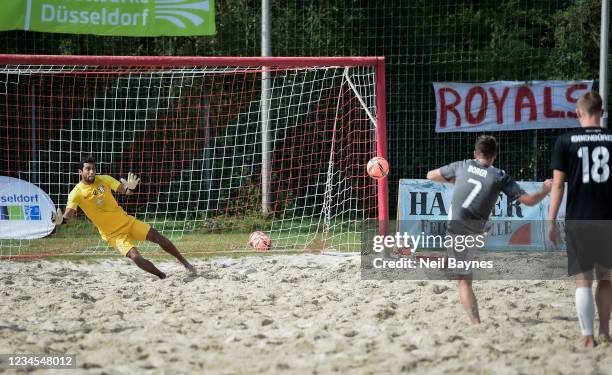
[0,176,57,240]
[0,0,216,37]
[434,80,593,132]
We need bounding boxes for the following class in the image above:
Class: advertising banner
[0,0,215,37]
[0,176,57,240]
[397,179,567,251]
[434,80,593,132]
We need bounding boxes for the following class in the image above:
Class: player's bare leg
[576,275,597,350]
[126,248,166,279]
[596,280,612,342]
[458,275,480,324]
[595,266,612,342]
[146,228,196,274]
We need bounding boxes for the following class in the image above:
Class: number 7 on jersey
[462,178,482,208]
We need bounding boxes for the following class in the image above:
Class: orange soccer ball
[367,156,390,179]
[249,231,272,252]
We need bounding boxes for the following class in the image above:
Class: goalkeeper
[52,156,196,279]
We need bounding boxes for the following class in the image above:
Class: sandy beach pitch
[2,255,612,374]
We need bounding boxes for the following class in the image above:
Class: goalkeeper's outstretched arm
[48,207,75,236]
[51,207,77,226]
[118,172,140,195]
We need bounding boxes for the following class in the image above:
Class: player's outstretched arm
[426,168,455,184]
[50,207,76,230]
[118,172,140,195]
[517,179,553,207]
[64,207,77,222]
[51,208,63,226]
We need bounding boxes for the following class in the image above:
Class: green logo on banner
[0,0,216,37]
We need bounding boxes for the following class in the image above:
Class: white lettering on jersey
[467,165,488,178]
[570,134,612,143]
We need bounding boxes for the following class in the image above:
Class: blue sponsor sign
[398,179,567,251]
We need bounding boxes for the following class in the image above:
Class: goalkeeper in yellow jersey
[51,156,196,279]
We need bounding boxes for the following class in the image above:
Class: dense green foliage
[0,0,606,217]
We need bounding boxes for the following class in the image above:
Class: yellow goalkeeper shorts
[102,217,151,257]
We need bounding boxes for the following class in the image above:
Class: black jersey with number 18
[551,127,612,220]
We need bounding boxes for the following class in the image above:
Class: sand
[1,254,611,374]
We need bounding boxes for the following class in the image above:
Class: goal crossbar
[0,54,383,68]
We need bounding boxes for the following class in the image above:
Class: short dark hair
[78,155,96,171]
[475,135,497,158]
[577,91,603,116]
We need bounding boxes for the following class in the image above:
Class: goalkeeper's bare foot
[185,263,197,275]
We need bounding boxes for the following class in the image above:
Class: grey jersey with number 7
[440,159,525,224]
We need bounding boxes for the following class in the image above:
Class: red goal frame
[0,54,389,235]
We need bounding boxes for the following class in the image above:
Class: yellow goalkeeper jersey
[66,175,131,237]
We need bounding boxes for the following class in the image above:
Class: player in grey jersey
[427,135,552,324]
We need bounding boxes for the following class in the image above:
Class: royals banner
[397,179,567,251]
[0,0,215,37]
[434,80,593,132]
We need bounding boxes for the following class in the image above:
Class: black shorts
[565,221,612,276]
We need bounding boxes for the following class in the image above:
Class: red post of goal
[375,58,389,236]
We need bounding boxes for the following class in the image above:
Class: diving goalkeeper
[52,156,196,279]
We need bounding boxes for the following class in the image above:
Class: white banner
[0,176,56,240]
[434,80,593,132]
[397,179,567,251]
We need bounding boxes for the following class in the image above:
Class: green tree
[545,0,601,80]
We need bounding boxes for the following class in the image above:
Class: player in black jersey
[428,135,551,324]
[548,92,612,349]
